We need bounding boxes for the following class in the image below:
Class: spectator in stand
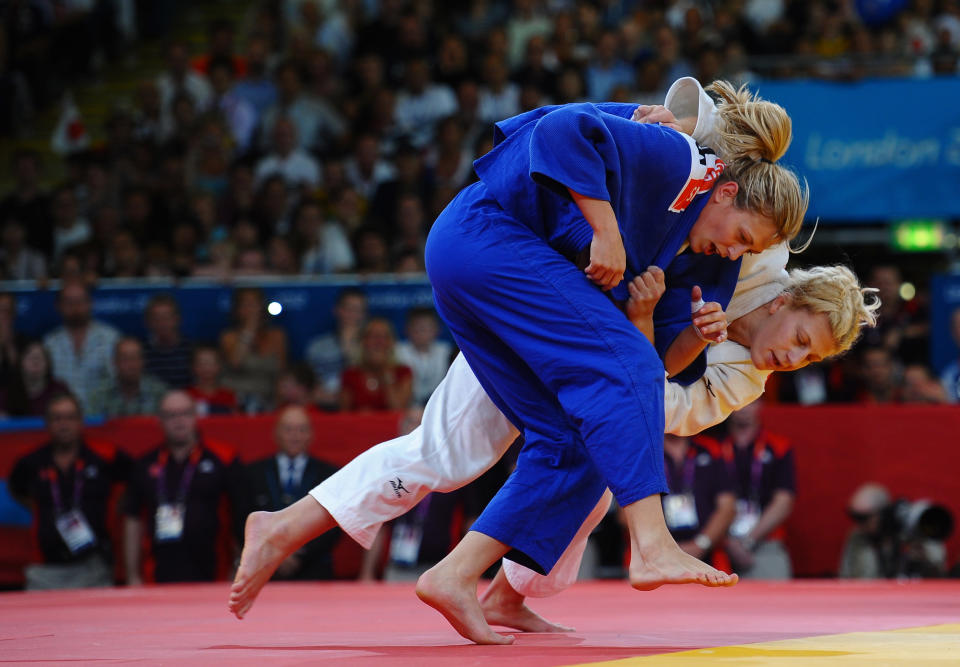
[478,53,520,124]
[266,236,300,275]
[394,249,425,273]
[294,199,355,275]
[506,0,553,67]
[208,57,258,155]
[131,79,170,145]
[156,39,213,117]
[246,405,340,580]
[273,363,319,411]
[219,287,288,412]
[353,226,392,275]
[253,175,294,239]
[260,60,346,155]
[0,340,71,417]
[369,142,431,231]
[861,264,929,365]
[87,337,168,418]
[254,117,321,191]
[191,19,247,78]
[858,345,902,403]
[142,294,193,389]
[426,116,474,192]
[9,393,131,589]
[340,317,413,412]
[721,401,796,579]
[104,229,143,278]
[435,34,471,89]
[50,186,92,262]
[124,390,245,584]
[0,219,47,281]
[230,34,278,118]
[396,307,453,407]
[217,161,256,227]
[514,35,558,102]
[43,282,120,412]
[0,292,27,383]
[659,433,736,570]
[0,150,50,255]
[186,345,238,415]
[940,306,960,402]
[234,248,268,276]
[585,29,635,101]
[394,57,458,149]
[390,193,428,264]
[305,288,367,409]
[901,363,949,403]
[345,132,396,201]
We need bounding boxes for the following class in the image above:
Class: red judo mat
[0,580,958,665]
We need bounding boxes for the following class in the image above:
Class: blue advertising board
[754,78,960,221]
[9,277,441,360]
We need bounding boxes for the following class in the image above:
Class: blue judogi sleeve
[491,102,639,146]
[528,104,618,202]
[654,252,742,385]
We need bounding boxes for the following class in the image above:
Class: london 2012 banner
[753,78,960,222]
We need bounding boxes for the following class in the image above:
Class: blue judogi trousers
[425,182,668,574]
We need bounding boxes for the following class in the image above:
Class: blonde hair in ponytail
[706,80,810,247]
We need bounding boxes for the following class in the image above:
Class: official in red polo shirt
[721,400,796,579]
[9,393,131,589]
[124,390,245,584]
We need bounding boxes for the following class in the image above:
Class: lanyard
[725,441,765,502]
[156,447,201,505]
[664,452,696,493]
[47,460,84,514]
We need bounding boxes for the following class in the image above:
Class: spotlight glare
[267,301,283,316]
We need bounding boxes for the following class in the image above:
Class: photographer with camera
[840,483,954,578]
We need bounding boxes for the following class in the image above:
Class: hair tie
[759,157,773,164]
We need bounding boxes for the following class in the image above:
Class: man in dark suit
[246,405,341,579]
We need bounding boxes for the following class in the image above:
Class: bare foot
[416,565,516,645]
[229,511,289,619]
[479,568,574,633]
[629,542,738,591]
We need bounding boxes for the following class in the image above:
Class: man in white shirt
[155,40,213,116]
[254,118,321,190]
[396,308,454,406]
[43,282,120,412]
[260,61,345,154]
[394,58,458,148]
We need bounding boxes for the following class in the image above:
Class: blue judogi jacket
[473,102,740,383]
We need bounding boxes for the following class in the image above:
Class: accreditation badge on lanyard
[662,456,699,531]
[49,462,97,555]
[389,497,430,567]
[154,449,200,543]
[729,451,764,538]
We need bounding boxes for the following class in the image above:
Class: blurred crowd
[0,1,957,410]
[4,0,960,280]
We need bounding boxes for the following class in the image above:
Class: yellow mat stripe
[572,623,960,666]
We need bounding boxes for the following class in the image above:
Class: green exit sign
[890,220,945,252]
